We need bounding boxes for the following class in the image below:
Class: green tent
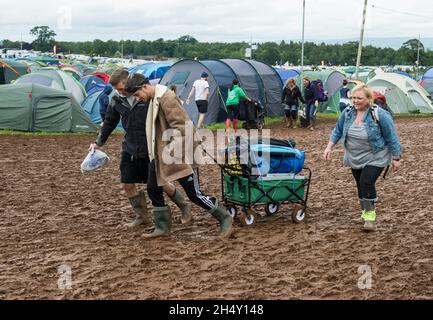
[0,59,30,84]
[30,56,60,65]
[297,69,346,112]
[324,80,362,114]
[0,83,97,132]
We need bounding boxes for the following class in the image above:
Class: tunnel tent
[324,80,362,114]
[220,58,265,109]
[160,59,228,125]
[0,83,97,132]
[0,59,30,84]
[421,67,433,80]
[367,73,433,114]
[245,59,284,116]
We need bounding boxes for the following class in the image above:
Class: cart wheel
[265,203,280,216]
[227,206,237,218]
[239,209,256,227]
[257,121,264,130]
[291,206,306,224]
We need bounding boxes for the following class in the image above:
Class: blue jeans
[306,101,316,122]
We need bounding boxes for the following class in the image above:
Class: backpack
[373,91,393,117]
[311,79,328,102]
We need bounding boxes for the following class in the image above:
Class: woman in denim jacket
[323,85,402,231]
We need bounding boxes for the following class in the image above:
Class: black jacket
[96,94,149,158]
[282,86,305,106]
[304,83,318,103]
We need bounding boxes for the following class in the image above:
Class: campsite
[1,116,433,299]
[2,0,433,303]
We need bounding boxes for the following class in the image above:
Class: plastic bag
[80,144,110,172]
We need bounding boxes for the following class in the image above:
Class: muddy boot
[309,119,315,131]
[363,199,377,232]
[358,199,366,223]
[209,200,233,239]
[292,117,298,129]
[286,116,293,128]
[170,189,192,225]
[126,191,148,228]
[144,206,172,238]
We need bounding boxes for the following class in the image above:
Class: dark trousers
[147,160,216,210]
[351,166,385,200]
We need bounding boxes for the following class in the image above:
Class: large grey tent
[159,58,284,125]
[0,83,97,132]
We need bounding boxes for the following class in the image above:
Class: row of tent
[3,56,433,133]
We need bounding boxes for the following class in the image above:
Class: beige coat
[146,85,202,186]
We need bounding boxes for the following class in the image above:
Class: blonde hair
[351,84,374,106]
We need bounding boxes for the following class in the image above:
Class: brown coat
[146,85,202,186]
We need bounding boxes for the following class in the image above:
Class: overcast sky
[1,0,432,44]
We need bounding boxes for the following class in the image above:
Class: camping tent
[128,62,173,81]
[160,58,284,124]
[29,56,60,65]
[0,83,97,132]
[419,79,433,97]
[421,67,433,80]
[244,59,284,116]
[81,86,120,128]
[0,59,30,84]
[15,68,87,104]
[324,80,362,114]
[160,59,229,125]
[92,72,110,83]
[274,68,300,85]
[297,70,346,112]
[367,73,433,114]
[14,58,46,72]
[80,75,106,93]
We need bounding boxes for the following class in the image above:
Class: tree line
[1,26,432,68]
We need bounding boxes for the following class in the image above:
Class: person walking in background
[225,79,251,135]
[323,85,401,232]
[303,77,320,131]
[339,79,351,113]
[282,79,305,128]
[186,72,210,129]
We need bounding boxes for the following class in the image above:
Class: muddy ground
[0,116,432,300]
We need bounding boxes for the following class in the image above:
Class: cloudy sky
[1,0,432,44]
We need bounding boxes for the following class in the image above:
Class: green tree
[29,26,57,52]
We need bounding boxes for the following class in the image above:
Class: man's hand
[89,143,99,152]
[315,101,319,108]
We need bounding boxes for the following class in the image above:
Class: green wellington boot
[144,206,172,238]
[363,199,377,231]
[126,191,149,228]
[209,201,233,239]
[170,189,193,225]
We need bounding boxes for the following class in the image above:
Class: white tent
[367,73,433,114]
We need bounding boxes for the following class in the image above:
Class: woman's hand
[323,147,333,161]
[392,159,401,173]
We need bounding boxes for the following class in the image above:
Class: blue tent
[81,86,122,128]
[128,62,173,80]
[421,67,433,80]
[395,71,415,79]
[274,68,300,85]
[80,75,105,93]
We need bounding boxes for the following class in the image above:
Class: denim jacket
[330,106,402,159]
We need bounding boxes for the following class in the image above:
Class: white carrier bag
[81,144,110,172]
